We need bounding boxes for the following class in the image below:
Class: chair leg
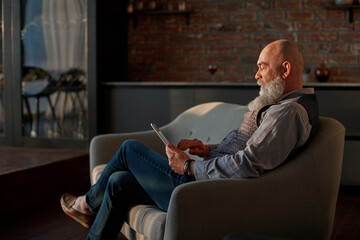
[46,95,60,136]
[35,97,40,136]
[23,96,33,134]
[60,92,69,136]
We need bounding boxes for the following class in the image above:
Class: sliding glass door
[0,0,96,148]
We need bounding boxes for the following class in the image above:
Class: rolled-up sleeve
[194,102,311,180]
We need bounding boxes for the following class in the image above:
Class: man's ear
[282,61,291,79]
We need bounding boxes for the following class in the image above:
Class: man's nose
[255,70,261,80]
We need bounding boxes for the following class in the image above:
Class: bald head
[256,39,304,94]
[272,39,304,74]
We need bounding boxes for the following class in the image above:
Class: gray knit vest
[209,109,260,158]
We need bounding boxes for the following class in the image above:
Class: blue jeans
[85,139,195,240]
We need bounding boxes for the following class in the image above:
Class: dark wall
[97,0,128,83]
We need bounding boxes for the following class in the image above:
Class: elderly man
[61,39,319,240]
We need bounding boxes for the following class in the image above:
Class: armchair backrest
[161,102,248,160]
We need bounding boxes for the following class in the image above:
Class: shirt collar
[278,88,315,101]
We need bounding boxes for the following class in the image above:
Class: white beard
[247,77,285,112]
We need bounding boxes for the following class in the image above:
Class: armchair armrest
[165,169,336,240]
[165,178,278,240]
[89,130,165,183]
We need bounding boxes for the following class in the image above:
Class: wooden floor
[0,146,126,240]
[0,200,128,240]
[330,186,360,240]
[0,201,89,240]
[0,146,90,216]
[0,146,359,240]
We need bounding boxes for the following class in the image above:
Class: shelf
[129,10,192,28]
[326,4,360,23]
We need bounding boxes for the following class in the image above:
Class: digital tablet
[150,123,170,146]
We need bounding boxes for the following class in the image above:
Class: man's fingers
[189,147,204,155]
[166,143,176,155]
[177,139,192,149]
[167,142,176,149]
[178,139,202,150]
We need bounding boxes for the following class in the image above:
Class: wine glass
[208,64,217,82]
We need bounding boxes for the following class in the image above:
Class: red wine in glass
[208,65,217,75]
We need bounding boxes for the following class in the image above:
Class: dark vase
[315,62,330,82]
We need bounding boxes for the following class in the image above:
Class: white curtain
[22,0,87,78]
[41,0,87,78]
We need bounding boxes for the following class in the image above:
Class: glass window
[20,0,88,139]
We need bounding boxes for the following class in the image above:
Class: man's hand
[177,139,210,157]
[166,143,190,175]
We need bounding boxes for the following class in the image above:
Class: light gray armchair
[89,102,345,240]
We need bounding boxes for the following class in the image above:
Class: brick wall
[127,0,360,83]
